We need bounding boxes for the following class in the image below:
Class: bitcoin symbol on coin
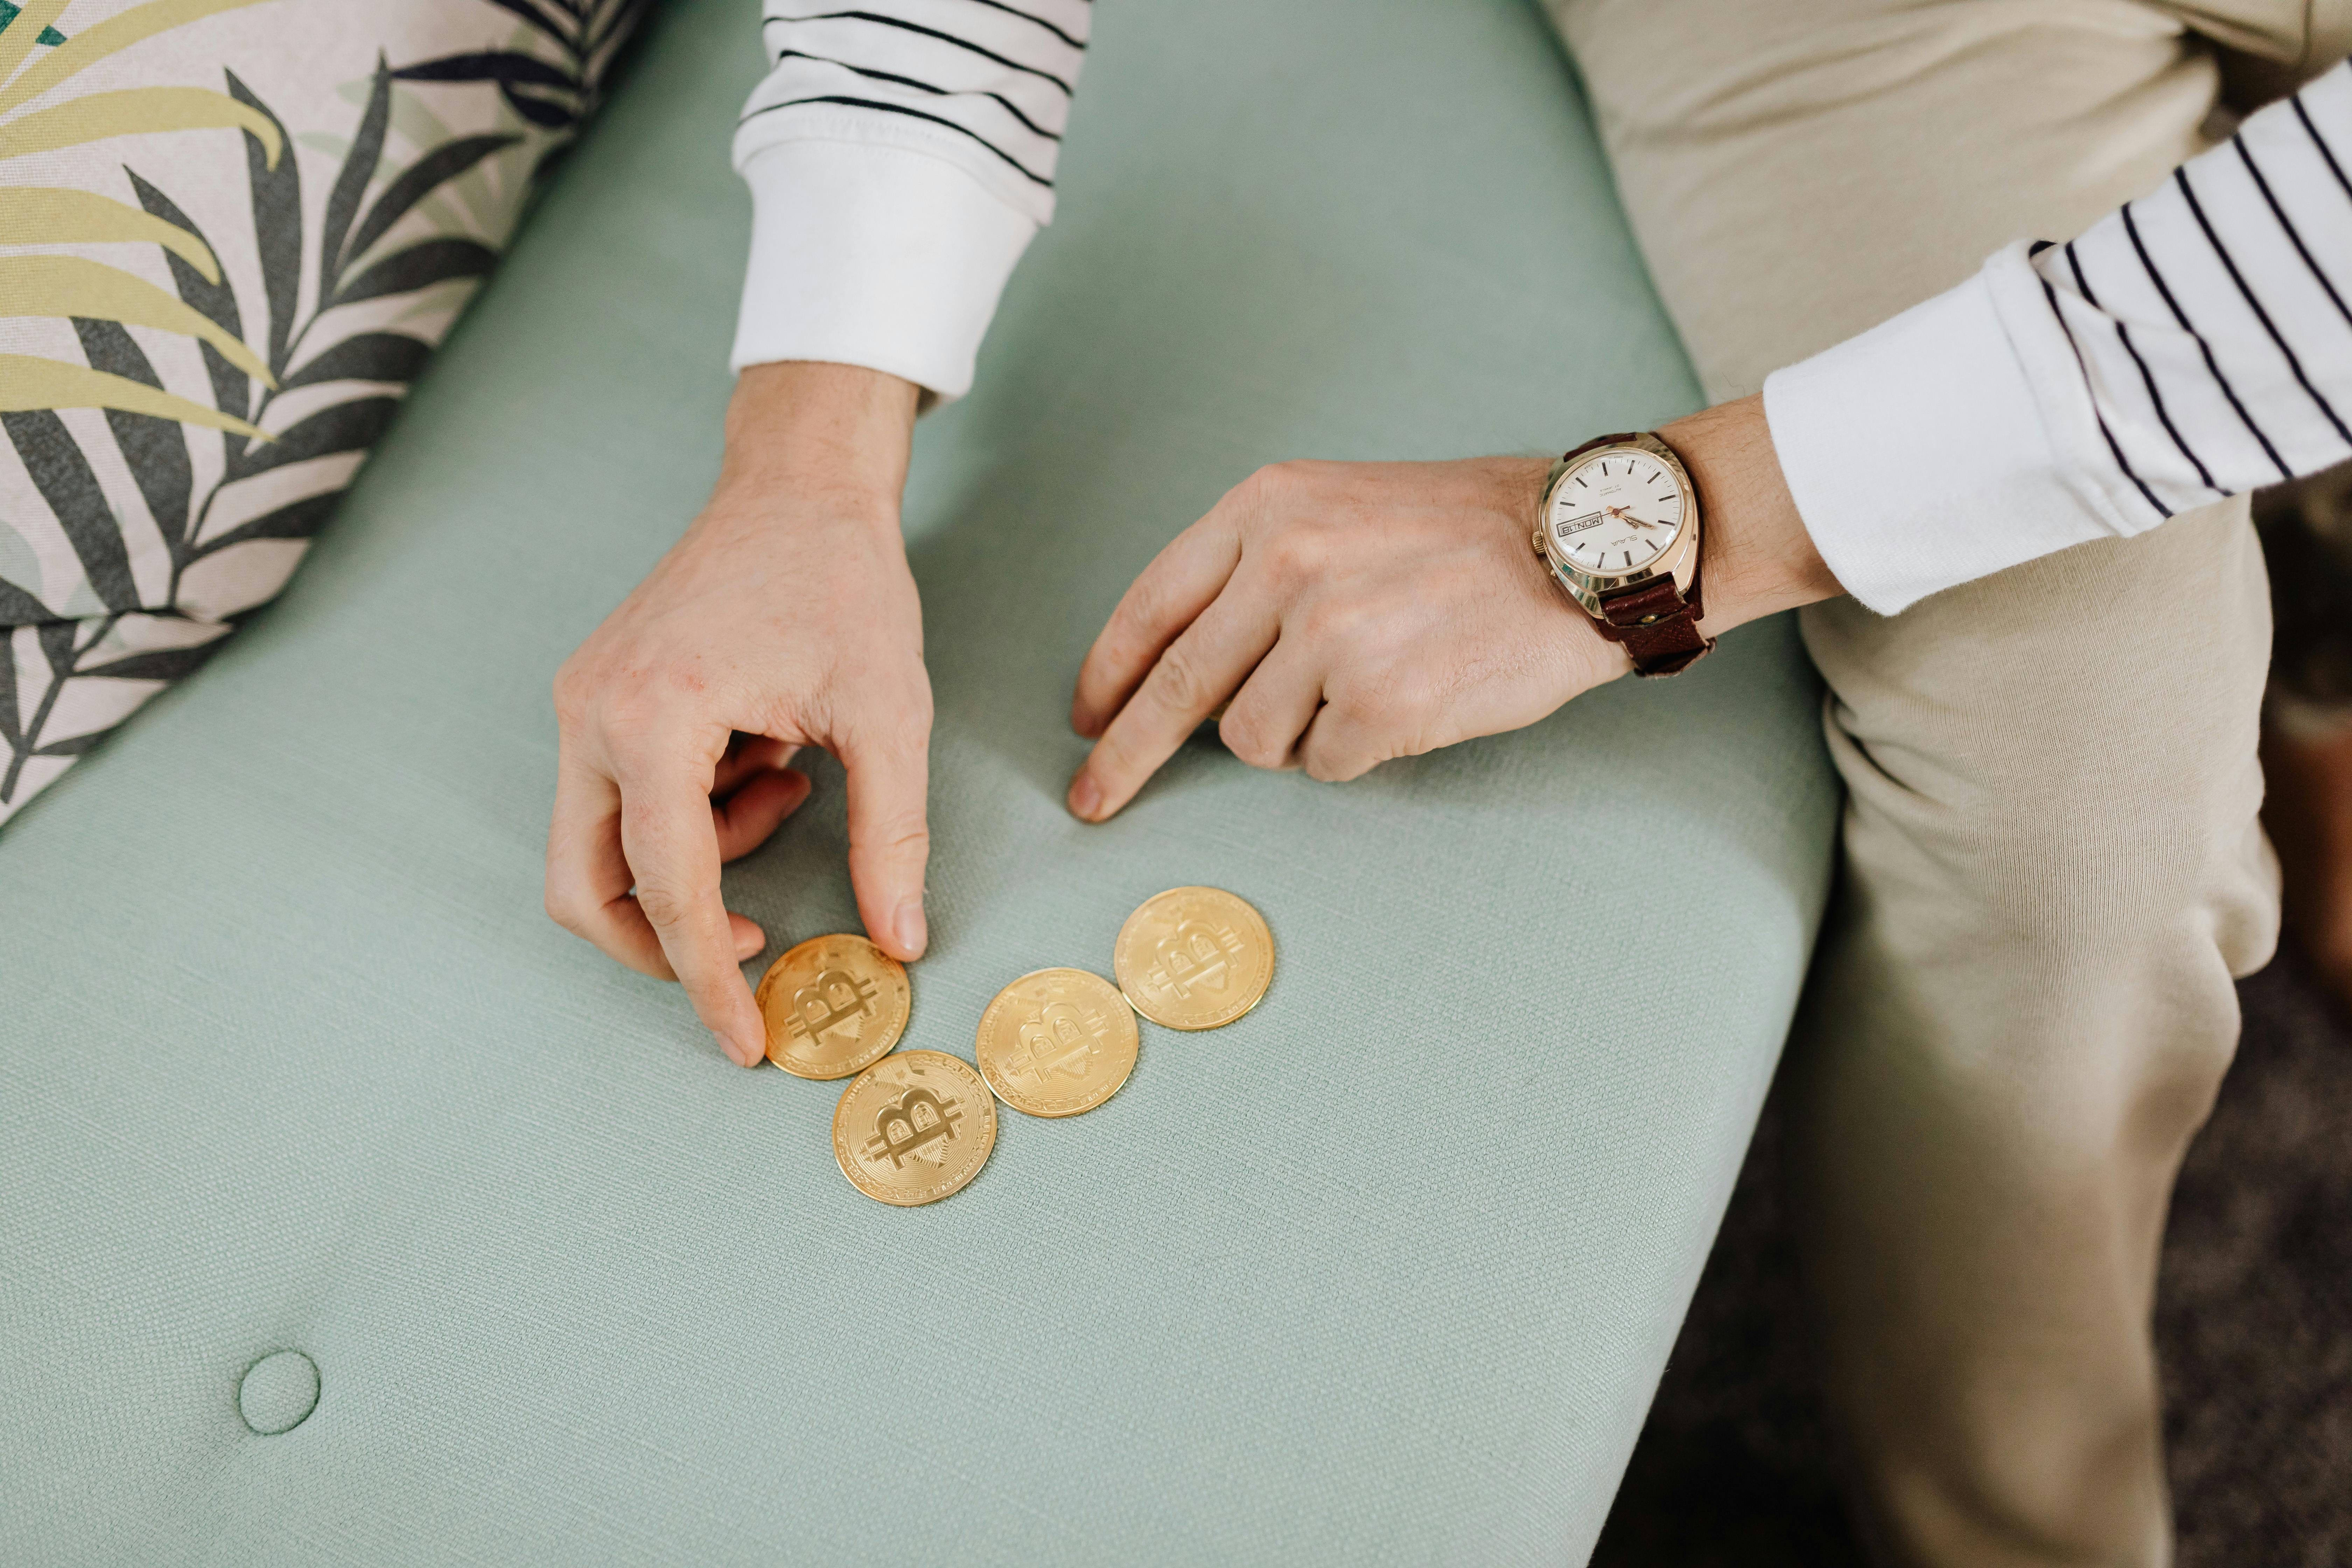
[865,1085,963,1168]
[789,968,878,1048]
[1147,919,1239,999]
[975,969,1139,1118]
[832,1052,996,1205]
[755,935,910,1080]
[1009,1001,1104,1086]
[1114,888,1273,1030]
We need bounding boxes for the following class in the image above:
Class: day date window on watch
[1556,513,1606,537]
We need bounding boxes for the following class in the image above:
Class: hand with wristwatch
[1065,393,1843,819]
[1533,429,1713,678]
[548,362,1839,1070]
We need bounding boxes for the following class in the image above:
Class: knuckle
[542,880,586,933]
[1234,462,1303,533]
[1150,645,1211,714]
[599,672,673,740]
[1241,462,1292,506]
[551,662,590,728]
[1327,684,1385,729]
[1262,533,1312,587]
[859,818,931,859]
[1297,595,1358,644]
[1219,712,1287,771]
[632,880,691,932]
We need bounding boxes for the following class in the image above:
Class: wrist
[1658,394,1841,637]
[716,360,919,534]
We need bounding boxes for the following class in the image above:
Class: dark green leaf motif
[320,56,394,306]
[226,396,401,483]
[2,621,91,802]
[223,71,300,382]
[2,3,661,819]
[281,332,432,391]
[194,493,341,557]
[0,577,47,630]
[0,411,137,614]
[128,172,251,454]
[0,1,68,46]
[76,643,226,684]
[393,50,575,90]
[0,633,18,746]
[331,238,496,309]
[71,318,194,552]
[341,133,521,268]
[392,0,655,172]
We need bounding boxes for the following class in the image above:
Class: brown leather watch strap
[1564,431,1642,462]
[1542,431,1716,676]
[1594,574,1711,677]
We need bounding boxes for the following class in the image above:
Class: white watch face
[1545,447,1687,576]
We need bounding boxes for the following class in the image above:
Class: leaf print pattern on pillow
[0,0,649,824]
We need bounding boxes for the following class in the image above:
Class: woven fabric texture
[0,0,1838,1560]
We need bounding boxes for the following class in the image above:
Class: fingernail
[1068,772,1101,821]
[721,1028,763,1068]
[894,899,927,958]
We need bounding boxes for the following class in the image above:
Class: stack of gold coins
[756,887,1274,1208]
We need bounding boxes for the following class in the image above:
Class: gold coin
[974,968,1140,1118]
[1113,886,1274,1030]
[755,934,911,1080]
[831,1050,996,1207]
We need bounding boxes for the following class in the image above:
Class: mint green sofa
[0,0,1837,1559]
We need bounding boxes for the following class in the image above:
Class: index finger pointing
[617,754,768,1067]
[1071,505,1244,738]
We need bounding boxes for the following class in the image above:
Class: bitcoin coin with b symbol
[975,968,1140,1117]
[1113,887,1273,1030]
[832,1050,996,1206]
[755,934,911,1080]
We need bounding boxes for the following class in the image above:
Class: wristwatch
[1531,430,1713,677]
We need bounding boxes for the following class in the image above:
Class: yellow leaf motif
[0,85,281,164]
[0,254,276,386]
[0,0,274,116]
[0,187,220,281]
[0,354,267,438]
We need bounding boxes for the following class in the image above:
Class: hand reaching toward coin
[1064,396,1833,818]
[546,362,932,1068]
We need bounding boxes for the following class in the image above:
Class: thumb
[839,721,932,961]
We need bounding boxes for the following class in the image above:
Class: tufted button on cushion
[236,1351,320,1436]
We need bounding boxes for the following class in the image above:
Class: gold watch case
[1530,431,1702,619]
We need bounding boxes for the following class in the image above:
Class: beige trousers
[1543,1,2352,1562]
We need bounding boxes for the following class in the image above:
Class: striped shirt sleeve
[1763,61,2352,615]
[729,0,1091,399]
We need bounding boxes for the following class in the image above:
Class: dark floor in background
[1592,955,2352,1566]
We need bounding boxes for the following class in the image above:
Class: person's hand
[545,362,929,1067]
[1065,394,1836,819]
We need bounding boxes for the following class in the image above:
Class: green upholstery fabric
[0,0,1837,1560]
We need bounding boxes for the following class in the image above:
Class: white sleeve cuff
[730,140,1038,402]
[1761,251,2136,616]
